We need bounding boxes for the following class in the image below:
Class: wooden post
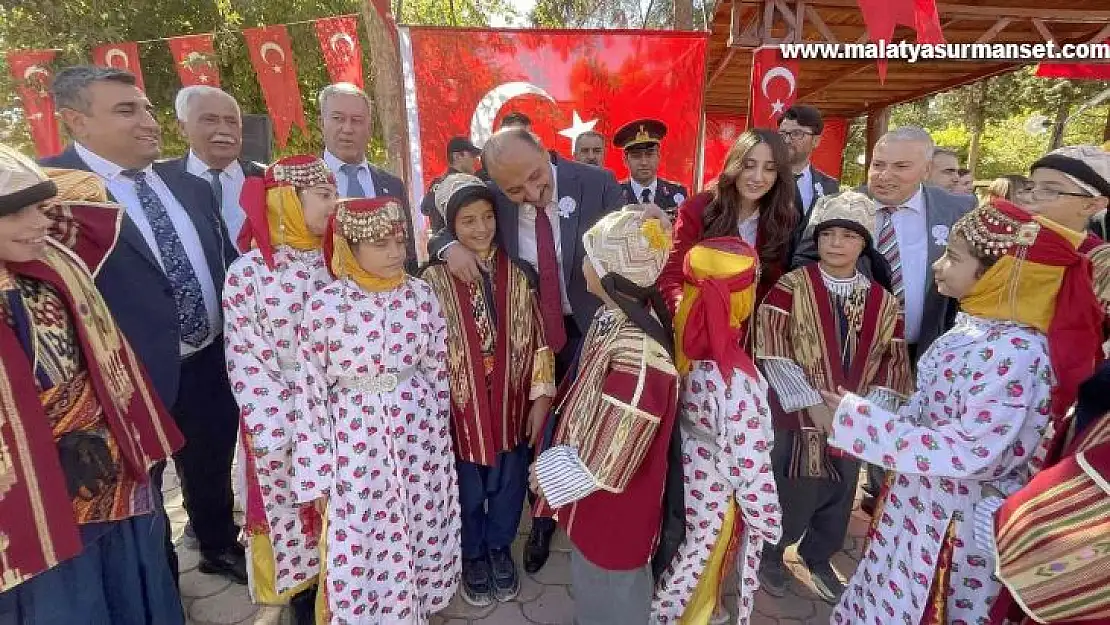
[361,1,408,179]
[864,106,890,171]
[674,0,694,30]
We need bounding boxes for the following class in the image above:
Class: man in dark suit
[169,85,263,250]
[42,65,246,585]
[779,104,840,221]
[791,126,974,513]
[318,82,418,272]
[614,119,688,220]
[429,128,624,575]
[421,135,481,233]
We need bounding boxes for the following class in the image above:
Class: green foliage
[0,0,513,158]
[529,0,712,30]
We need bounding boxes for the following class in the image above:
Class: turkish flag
[91,42,145,91]
[315,16,365,89]
[243,25,307,149]
[166,34,220,87]
[1036,40,1110,80]
[748,46,800,131]
[402,27,707,204]
[6,50,61,158]
[857,0,945,82]
[701,113,848,189]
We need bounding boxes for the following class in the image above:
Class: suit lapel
[922,187,945,292]
[155,163,225,282]
[556,161,583,282]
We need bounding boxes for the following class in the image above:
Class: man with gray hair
[790,126,973,521]
[317,82,417,270]
[928,146,962,193]
[168,85,263,250]
[573,130,606,167]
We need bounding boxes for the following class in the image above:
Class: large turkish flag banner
[401,28,708,203]
[91,42,145,91]
[748,46,800,131]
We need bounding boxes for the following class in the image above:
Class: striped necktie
[877,206,903,302]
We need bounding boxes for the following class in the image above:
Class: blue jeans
[458,443,530,559]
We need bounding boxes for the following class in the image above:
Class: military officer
[614,118,688,219]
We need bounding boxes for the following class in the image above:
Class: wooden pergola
[704,0,1110,149]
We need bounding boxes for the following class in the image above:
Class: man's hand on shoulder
[444,244,482,283]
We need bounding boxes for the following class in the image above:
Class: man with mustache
[40,65,246,586]
[169,86,263,251]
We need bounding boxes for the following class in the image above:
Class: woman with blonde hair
[986,174,1034,206]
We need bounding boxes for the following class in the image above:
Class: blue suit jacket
[40,145,238,407]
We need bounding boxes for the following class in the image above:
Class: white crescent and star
[469,81,554,148]
[104,48,130,68]
[761,66,797,115]
[329,32,355,56]
[22,65,48,82]
[259,41,286,72]
[558,111,598,144]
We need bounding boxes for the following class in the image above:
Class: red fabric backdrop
[403,28,708,199]
[701,113,848,189]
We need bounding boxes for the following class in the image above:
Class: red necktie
[534,204,567,352]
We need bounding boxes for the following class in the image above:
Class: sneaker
[182,521,199,549]
[488,547,520,602]
[807,560,846,604]
[709,604,731,624]
[460,557,495,608]
[757,556,787,597]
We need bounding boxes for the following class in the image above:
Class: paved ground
[167,465,867,625]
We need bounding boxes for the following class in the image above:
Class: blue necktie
[122,169,211,348]
[340,163,367,198]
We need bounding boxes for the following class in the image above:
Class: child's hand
[529,462,542,497]
[525,400,550,447]
[820,387,847,411]
[808,403,835,436]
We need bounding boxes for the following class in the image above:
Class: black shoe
[806,560,846,604]
[289,585,318,625]
[198,547,248,585]
[460,557,495,608]
[523,524,554,574]
[757,555,787,597]
[488,547,520,602]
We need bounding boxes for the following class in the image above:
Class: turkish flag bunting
[403,28,707,199]
[701,113,848,189]
[91,42,145,91]
[243,26,307,149]
[1036,39,1110,80]
[167,34,220,87]
[856,0,945,82]
[314,16,365,89]
[6,50,61,158]
[748,46,800,131]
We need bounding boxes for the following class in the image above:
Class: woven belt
[336,366,416,394]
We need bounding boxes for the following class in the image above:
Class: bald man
[427,128,625,575]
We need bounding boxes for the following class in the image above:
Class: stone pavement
[167,464,867,625]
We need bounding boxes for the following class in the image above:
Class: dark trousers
[531,315,584,535]
[765,429,860,565]
[168,340,241,556]
[459,443,530,559]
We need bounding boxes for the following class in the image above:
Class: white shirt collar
[75,143,148,182]
[897,186,926,212]
[550,162,559,204]
[186,150,243,179]
[630,178,658,199]
[323,149,368,173]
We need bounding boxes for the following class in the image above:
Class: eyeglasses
[779,129,816,141]
[1029,187,1093,202]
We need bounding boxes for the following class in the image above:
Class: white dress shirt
[517,163,572,313]
[796,164,815,212]
[738,210,760,247]
[629,178,658,204]
[323,149,377,199]
[76,143,221,356]
[185,151,246,250]
[878,186,928,343]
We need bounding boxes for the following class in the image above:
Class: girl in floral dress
[813,199,1103,625]
[295,197,460,625]
[650,237,782,625]
[222,155,338,623]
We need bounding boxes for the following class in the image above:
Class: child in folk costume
[222,156,338,622]
[295,197,460,624]
[753,190,913,603]
[650,237,783,625]
[531,207,679,625]
[812,199,1103,625]
[419,173,556,606]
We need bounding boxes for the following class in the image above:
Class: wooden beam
[773,0,1110,21]
[975,17,1012,44]
[795,0,806,43]
[725,0,742,46]
[865,107,891,170]
[761,0,775,43]
[1031,19,1055,44]
[1087,22,1110,44]
[804,4,838,43]
[707,49,740,88]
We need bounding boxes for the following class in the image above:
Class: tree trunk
[864,106,890,171]
[1103,104,1110,143]
[674,0,693,29]
[1049,98,1069,150]
[360,1,407,179]
[966,79,989,177]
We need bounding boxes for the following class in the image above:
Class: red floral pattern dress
[223,247,331,600]
[296,277,460,624]
[828,314,1054,625]
[651,362,782,624]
